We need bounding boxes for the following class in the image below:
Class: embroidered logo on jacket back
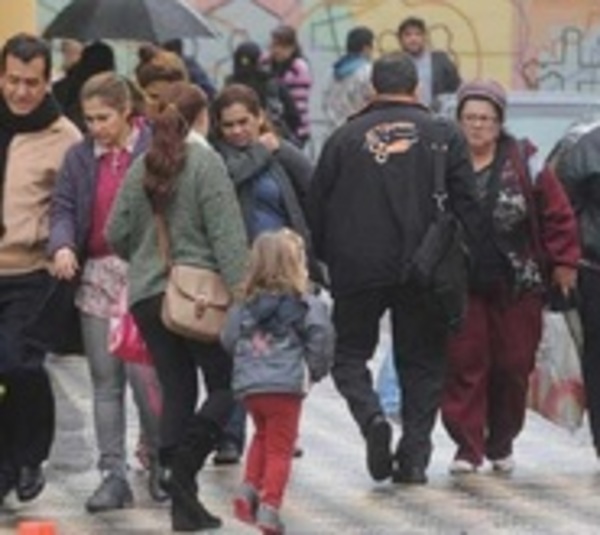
[364,121,419,164]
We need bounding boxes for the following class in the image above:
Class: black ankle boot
[171,490,222,532]
[148,457,170,503]
[0,467,16,506]
[16,465,45,502]
[170,437,221,533]
[169,391,233,532]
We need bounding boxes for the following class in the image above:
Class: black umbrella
[43,0,218,43]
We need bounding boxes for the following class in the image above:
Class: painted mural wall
[35,0,600,147]
[0,0,35,42]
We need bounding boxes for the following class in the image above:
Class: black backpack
[263,79,300,145]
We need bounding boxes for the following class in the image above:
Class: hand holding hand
[52,247,79,280]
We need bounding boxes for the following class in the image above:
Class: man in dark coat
[397,16,461,109]
[309,53,490,485]
[556,124,600,461]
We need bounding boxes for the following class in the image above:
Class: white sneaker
[449,459,477,475]
[491,456,515,473]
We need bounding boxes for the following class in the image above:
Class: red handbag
[108,288,152,366]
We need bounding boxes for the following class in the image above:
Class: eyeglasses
[461,113,499,126]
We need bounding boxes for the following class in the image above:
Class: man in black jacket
[556,124,600,460]
[397,16,461,109]
[309,53,487,484]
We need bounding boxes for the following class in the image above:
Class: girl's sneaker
[256,503,285,535]
[232,483,258,525]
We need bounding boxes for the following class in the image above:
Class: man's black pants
[0,271,56,478]
[331,284,447,470]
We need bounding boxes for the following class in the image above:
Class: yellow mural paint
[0,0,36,44]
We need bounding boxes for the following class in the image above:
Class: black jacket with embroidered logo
[309,99,489,297]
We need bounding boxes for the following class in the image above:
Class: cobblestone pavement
[1,354,600,535]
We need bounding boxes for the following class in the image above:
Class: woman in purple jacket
[48,72,166,511]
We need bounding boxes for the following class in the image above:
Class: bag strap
[431,118,449,217]
[154,211,173,271]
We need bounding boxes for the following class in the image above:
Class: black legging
[131,294,233,453]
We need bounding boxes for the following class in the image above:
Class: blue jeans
[221,401,246,451]
[376,344,401,417]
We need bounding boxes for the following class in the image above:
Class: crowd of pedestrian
[0,13,595,535]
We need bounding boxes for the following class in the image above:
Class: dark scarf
[0,93,61,238]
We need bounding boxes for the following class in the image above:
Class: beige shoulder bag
[155,212,231,343]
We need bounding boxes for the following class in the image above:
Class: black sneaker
[392,464,428,485]
[16,465,45,502]
[365,415,392,481]
[0,467,17,506]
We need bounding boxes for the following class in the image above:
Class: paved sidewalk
[1,354,599,534]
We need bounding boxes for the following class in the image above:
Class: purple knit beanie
[456,79,507,121]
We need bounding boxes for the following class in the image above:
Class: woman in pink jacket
[267,25,312,147]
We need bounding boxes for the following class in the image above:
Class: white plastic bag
[528,310,585,431]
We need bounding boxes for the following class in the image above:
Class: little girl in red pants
[221,229,334,535]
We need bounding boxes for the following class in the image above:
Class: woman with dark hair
[49,72,166,511]
[210,83,318,464]
[267,26,312,146]
[106,81,248,532]
[212,84,314,244]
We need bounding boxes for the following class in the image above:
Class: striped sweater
[270,55,312,142]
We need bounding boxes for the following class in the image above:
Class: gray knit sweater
[106,142,248,307]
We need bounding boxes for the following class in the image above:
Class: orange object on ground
[18,521,56,535]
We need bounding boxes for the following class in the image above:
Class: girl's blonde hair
[241,229,308,299]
